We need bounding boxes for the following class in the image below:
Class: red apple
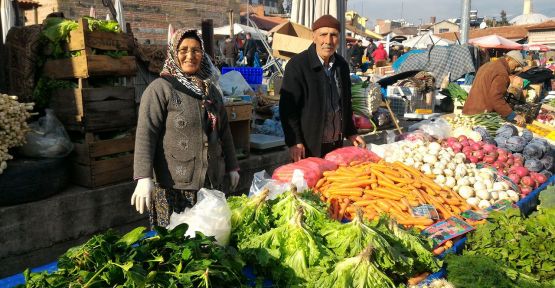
[508,173,521,184]
[483,155,497,164]
[471,143,482,151]
[520,176,535,187]
[468,156,479,163]
[457,135,468,142]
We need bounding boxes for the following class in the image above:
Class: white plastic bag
[218,70,253,96]
[248,170,289,200]
[167,188,231,246]
[18,109,74,158]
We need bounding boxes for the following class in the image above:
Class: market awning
[402,33,454,49]
[213,23,268,40]
[290,0,337,28]
[523,43,550,52]
[468,34,523,50]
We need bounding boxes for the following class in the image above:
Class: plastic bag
[18,109,73,158]
[408,118,452,140]
[218,70,253,96]
[248,170,289,200]
[324,147,382,166]
[167,188,231,246]
[271,158,337,188]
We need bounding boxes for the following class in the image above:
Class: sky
[347,0,555,27]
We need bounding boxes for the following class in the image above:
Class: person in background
[365,38,377,68]
[222,35,238,67]
[346,42,354,71]
[279,15,366,162]
[131,28,240,227]
[372,42,388,67]
[351,39,364,70]
[242,32,256,67]
[462,50,527,126]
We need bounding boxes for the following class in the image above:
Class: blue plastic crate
[222,67,263,85]
[516,174,555,216]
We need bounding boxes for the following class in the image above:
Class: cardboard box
[270,21,313,60]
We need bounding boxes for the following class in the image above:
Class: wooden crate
[42,18,137,79]
[43,54,137,79]
[71,132,135,188]
[225,102,253,158]
[50,87,136,132]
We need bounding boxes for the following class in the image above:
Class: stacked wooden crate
[47,18,138,188]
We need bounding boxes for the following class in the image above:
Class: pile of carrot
[314,160,472,229]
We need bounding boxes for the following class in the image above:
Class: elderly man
[463,50,527,126]
[279,15,365,162]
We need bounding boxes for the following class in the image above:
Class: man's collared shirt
[317,53,342,143]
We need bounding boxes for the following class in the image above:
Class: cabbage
[505,136,527,153]
[520,129,534,143]
[528,139,552,156]
[474,127,491,141]
[541,170,553,179]
[541,155,555,172]
[525,159,544,172]
[523,143,544,160]
[494,136,508,149]
[496,124,518,139]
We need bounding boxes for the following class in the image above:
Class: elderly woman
[131,29,240,227]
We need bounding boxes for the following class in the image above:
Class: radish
[457,135,468,142]
[462,146,473,154]
[531,172,547,184]
[472,150,485,160]
[468,156,479,163]
[520,186,533,195]
[483,155,497,164]
[460,140,469,147]
[483,144,496,153]
[506,158,514,166]
[493,161,505,170]
[451,142,463,151]
[446,137,458,145]
[520,176,535,187]
[471,143,482,151]
[514,166,529,178]
[497,154,508,163]
[508,173,520,184]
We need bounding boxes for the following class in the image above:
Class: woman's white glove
[131,178,154,214]
[229,171,240,191]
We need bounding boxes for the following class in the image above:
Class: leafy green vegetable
[227,188,273,246]
[313,245,396,288]
[446,254,545,288]
[83,17,121,33]
[19,224,245,288]
[444,83,468,102]
[32,77,77,109]
[41,18,78,59]
[380,218,441,273]
[321,210,413,275]
[536,185,555,213]
[240,208,334,286]
[465,208,555,284]
[270,185,331,231]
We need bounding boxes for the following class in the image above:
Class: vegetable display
[445,113,504,135]
[20,225,245,288]
[464,207,555,285]
[0,94,34,174]
[315,159,470,226]
[445,83,468,103]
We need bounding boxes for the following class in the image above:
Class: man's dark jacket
[279,43,358,157]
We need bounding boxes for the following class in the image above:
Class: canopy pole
[338,0,346,57]
[460,0,471,44]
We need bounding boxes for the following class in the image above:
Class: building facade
[24,0,242,45]
[430,20,459,35]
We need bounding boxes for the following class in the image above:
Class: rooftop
[435,24,530,42]
[526,20,555,30]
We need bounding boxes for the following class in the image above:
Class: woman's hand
[131,178,154,214]
[348,135,366,148]
[229,171,240,191]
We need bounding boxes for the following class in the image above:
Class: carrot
[374,187,405,199]
[338,199,350,220]
[349,196,364,202]
[400,198,412,210]
[375,200,392,212]
[408,272,430,286]
[388,209,409,221]
[433,246,446,256]
[335,179,377,188]
[369,168,394,184]
[315,178,326,189]
[451,205,462,215]
[397,217,434,226]
[377,180,411,196]
[328,188,363,197]
[365,189,402,200]
[444,240,454,249]
[353,200,374,207]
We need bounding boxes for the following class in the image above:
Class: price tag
[421,217,475,248]
[411,204,440,220]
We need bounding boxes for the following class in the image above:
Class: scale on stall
[250,133,285,150]
[391,86,442,120]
